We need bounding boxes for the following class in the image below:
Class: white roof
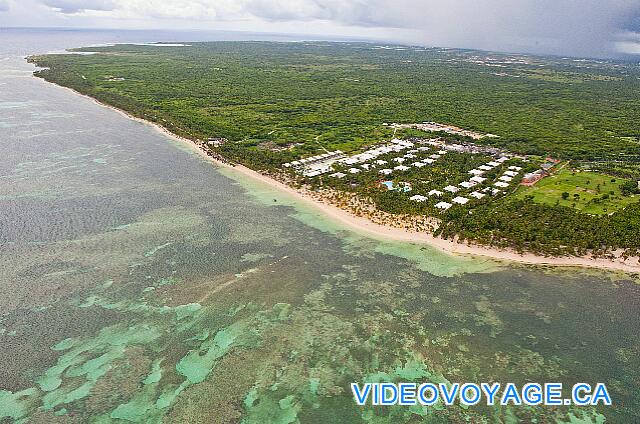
[479,165,492,171]
[508,166,523,171]
[435,202,453,210]
[492,188,502,195]
[413,162,426,168]
[438,150,448,154]
[429,190,443,196]
[469,169,485,175]
[394,165,410,171]
[504,170,518,177]
[331,172,347,178]
[417,147,430,151]
[444,185,460,193]
[499,175,513,182]
[497,157,509,162]
[452,196,470,204]
[423,159,435,164]
[460,181,476,189]
[488,161,500,167]
[494,181,509,188]
[404,154,416,159]
[379,169,393,175]
[291,161,301,166]
[361,164,372,170]
[393,157,406,163]
[470,176,487,183]
[470,191,486,199]
[410,195,428,202]
[429,154,441,159]
[349,168,361,174]
[375,160,388,165]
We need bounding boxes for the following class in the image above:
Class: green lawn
[516,169,639,214]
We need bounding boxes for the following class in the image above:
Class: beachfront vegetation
[437,200,640,258]
[29,41,640,259]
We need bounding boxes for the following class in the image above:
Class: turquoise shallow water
[0,29,639,423]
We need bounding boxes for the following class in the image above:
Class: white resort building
[452,196,470,205]
[435,202,453,210]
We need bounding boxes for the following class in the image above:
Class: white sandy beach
[47,78,640,275]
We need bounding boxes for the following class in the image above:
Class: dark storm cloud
[622,9,640,31]
[243,0,640,57]
[7,0,640,57]
[42,0,116,14]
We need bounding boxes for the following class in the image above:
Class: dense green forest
[29,41,640,259]
[30,42,640,164]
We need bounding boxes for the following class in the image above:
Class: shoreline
[42,77,640,274]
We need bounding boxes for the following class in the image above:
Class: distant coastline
[36,75,640,275]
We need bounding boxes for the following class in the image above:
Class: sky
[1,0,640,58]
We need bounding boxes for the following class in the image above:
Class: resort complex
[283,134,530,213]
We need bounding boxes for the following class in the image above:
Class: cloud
[42,0,116,14]
[0,0,9,12]
[122,0,640,57]
[5,0,640,57]
[244,0,369,23]
[622,9,640,31]
[239,0,640,57]
[617,41,640,54]
[120,0,245,21]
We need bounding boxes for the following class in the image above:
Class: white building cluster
[284,150,346,177]
[407,155,522,211]
[284,136,524,213]
[288,137,481,180]
[327,138,448,179]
